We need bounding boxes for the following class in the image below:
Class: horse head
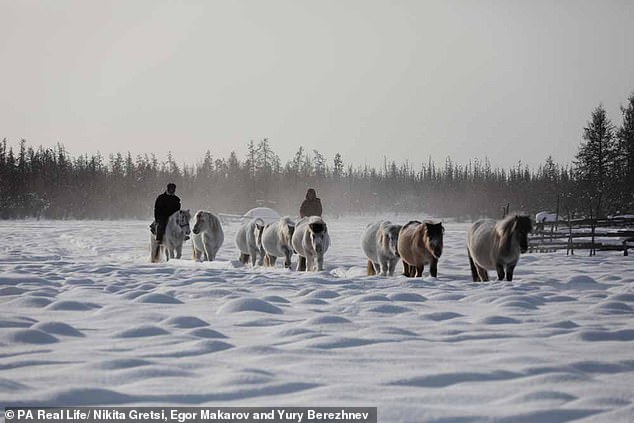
[192,211,205,235]
[308,219,328,254]
[380,223,401,258]
[513,215,533,253]
[423,221,444,259]
[178,209,192,236]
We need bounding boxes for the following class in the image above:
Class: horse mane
[171,209,188,226]
[496,214,532,255]
[403,220,421,230]
[208,212,221,232]
[496,214,532,235]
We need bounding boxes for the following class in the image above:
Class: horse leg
[387,258,398,276]
[306,255,315,272]
[402,262,410,277]
[176,244,183,259]
[316,253,324,271]
[379,259,389,276]
[367,260,376,275]
[415,264,424,278]
[477,266,489,281]
[284,249,292,269]
[193,244,199,261]
[268,255,277,267]
[505,263,516,281]
[151,241,161,263]
[430,260,438,278]
[207,241,216,261]
[468,252,480,281]
[409,264,417,277]
[496,263,505,281]
[298,256,307,271]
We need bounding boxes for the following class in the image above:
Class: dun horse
[466,215,532,281]
[398,220,444,278]
[361,220,403,276]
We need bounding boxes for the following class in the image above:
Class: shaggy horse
[191,210,224,261]
[398,220,444,278]
[467,215,533,281]
[150,209,191,262]
[261,216,296,268]
[292,216,330,271]
[234,217,266,266]
[361,220,403,276]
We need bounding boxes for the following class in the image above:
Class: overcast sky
[1,0,633,169]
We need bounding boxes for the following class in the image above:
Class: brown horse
[397,220,444,278]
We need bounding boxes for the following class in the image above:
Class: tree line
[1,93,633,220]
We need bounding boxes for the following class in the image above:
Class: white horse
[361,220,402,276]
[191,210,224,261]
[261,216,296,268]
[150,209,191,262]
[292,216,330,272]
[234,217,266,266]
[467,215,533,281]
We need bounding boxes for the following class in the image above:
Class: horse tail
[367,260,376,276]
[468,250,479,282]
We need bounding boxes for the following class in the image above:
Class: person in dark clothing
[153,183,181,244]
[299,188,323,218]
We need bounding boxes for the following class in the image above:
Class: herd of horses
[150,210,533,282]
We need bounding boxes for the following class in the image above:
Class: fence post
[590,219,597,256]
[566,213,572,255]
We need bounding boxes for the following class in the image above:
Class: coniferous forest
[1,94,633,220]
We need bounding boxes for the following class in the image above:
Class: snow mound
[242,207,280,224]
[217,298,284,315]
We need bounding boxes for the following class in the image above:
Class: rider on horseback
[153,183,182,245]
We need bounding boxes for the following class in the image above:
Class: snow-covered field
[1,216,633,422]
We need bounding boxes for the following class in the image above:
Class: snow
[1,216,633,421]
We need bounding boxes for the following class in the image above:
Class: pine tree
[333,153,343,179]
[617,92,634,210]
[575,105,618,216]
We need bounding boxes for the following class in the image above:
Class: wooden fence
[529,216,634,256]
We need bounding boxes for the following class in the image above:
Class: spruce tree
[617,93,634,210]
[574,105,618,216]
